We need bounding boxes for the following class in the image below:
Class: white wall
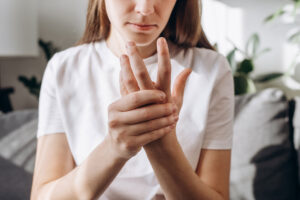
[0,0,87,110]
[0,0,38,56]
[1,0,299,110]
[202,0,300,80]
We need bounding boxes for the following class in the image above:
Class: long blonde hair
[77,0,215,50]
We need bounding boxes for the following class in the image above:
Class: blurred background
[0,0,300,199]
[0,0,87,111]
[0,0,300,112]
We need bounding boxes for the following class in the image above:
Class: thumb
[172,68,192,111]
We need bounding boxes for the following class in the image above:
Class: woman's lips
[128,23,157,31]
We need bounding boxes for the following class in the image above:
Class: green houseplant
[250,0,300,99]
[227,0,300,96]
[226,33,271,95]
[18,39,60,100]
[262,0,300,82]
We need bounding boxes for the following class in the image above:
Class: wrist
[103,135,130,164]
[144,130,179,153]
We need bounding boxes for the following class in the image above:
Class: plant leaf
[294,0,300,12]
[18,76,30,85]
[254,48,272,60]
[288,31,300,44]
[38,39,60,61]
[264,9,286,23]
[226,48,237,71]
[234,74,256,95]
[246,33,260,58]
[236,59,254,75]
[213,43,219,51]
[253,73,285,83]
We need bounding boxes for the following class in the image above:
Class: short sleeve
[202,56,234,149]
[37,54,65,138]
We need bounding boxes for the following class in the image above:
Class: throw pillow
[230,88,299,200]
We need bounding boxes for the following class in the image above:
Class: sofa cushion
[0,156,32,200]
[0,109,38,139]
[230,88,299,200]
[0,118,37,174]
[0,110,38,199]
[293,97,300,187]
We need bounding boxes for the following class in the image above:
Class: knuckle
[108,117,118,128]
[154,91,165,102]
[114,133,123,144]
[123,141,135,152]
[108,103,114,112]
[160,127,169,135]
[147,119,155,127]
[162,67,171,76]
[141,109,150,119]
[163,126,171,133]
[120,142,127,150]
[111,133,118,142]
[164,104,172,114]
[147,133,156,142]
[125,78,136,86]
[131,94,139,105]
[117,136,123,145]
[151,130,164,140]
[167,104,173,113]
[117,129,125,137]
[167,115,173,124]
[136,70,147,79]
[110,132,118,143]
[144,120,154,131]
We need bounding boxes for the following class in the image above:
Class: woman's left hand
[119,37,192,120]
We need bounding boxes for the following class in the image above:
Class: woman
[31,0,234,199]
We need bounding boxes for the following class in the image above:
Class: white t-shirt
[37,39,234,200]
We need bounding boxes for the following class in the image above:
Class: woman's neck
[106,29,157,59]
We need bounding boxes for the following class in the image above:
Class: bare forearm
[143,133,224,200]
[35,138,127,200]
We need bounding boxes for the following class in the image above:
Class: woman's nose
[135,0,155,16]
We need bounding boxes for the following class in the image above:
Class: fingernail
[162,37,166,45]
[161,37,167,47]
[156,38,162,50]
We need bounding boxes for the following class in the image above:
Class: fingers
[127,112,178,135]
[152,81,156,88]
[119,69,129,96]
[126,42,154,90]
[172,68,192,111]
[156,37,172,100]
[120,55,140,93]
[109,124,173,160]
[110,90,166,112]
[133,125,175,146]
[118,103,177,124]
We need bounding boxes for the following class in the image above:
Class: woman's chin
[125,33,159,47]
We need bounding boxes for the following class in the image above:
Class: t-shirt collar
[95,39,160,67]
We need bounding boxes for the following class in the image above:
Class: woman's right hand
[106,89,178,160]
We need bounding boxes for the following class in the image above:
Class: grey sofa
[0,88,299,200]
[231,89,300,200]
